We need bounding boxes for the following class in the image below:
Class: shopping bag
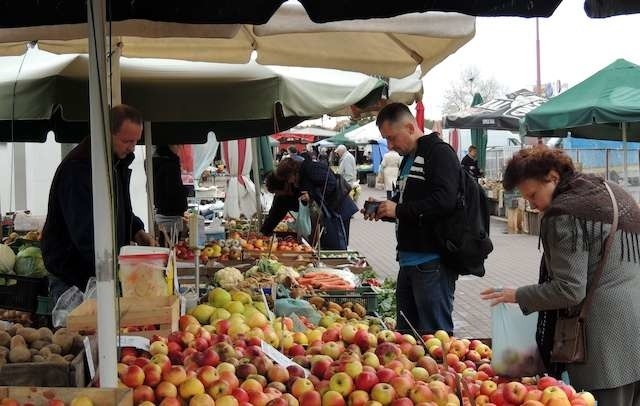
[296,201,312,238]
[491,303,544,377]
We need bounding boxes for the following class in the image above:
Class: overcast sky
[422,0,640,119]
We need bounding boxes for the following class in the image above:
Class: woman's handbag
[550,182,619,364]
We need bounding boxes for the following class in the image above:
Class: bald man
[335,145,357,185]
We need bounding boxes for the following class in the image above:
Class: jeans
[592,380,640,405]
[395,261,457,334]
[48,274,72,306]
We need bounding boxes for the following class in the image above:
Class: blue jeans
[396,261,457,334]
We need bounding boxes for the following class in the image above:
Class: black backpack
[425,138,493,277]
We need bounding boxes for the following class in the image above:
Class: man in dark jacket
[365,103,460,334]
[461,145,483,179]
[42,104,154,302]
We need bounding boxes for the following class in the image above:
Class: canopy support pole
[144,122,155,240]
[88,0,118,388]
[251,137,263,228]
[623,122,629,186]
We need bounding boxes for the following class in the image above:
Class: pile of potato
[0,324,82,366]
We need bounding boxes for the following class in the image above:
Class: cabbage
[0,244,15,274]
[15,246,48,278]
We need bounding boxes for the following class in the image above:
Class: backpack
[424,138,493,277]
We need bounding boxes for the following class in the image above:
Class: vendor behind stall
[261,158,358,249]
[41,104,155,303]
[153,145,188,244]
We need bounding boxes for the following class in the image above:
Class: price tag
[83,337,96,380]
[118,335,150,352]
[260,340,309,377]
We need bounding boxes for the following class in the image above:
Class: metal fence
[485,147,640,201]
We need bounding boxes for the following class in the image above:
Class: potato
[9,346,31,363]
[9,335,26,350]
[31,340,48,350]
[39,347,52,359]
[47,353,67,364]
[32,355,45,363]
[52,333,74,355]
[0,331,10,347]
[44,343,62,354]
[37,327,53,342]
[63,354,75,362]
[0,346,8,359]
[16,327,39,344]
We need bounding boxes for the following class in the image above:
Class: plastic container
[118,246,170,297]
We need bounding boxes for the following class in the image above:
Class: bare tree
[441,66,508,115]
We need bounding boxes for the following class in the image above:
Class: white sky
[422,0,640,119]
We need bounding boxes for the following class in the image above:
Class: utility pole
[535,18,542,96]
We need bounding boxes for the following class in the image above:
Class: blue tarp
[370,138,388,173]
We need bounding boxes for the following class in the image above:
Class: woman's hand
[480,287,517,306]
[299,191,310,203]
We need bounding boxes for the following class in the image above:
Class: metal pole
[13,143,26,210]
[535,18,542,96]
[623,123,629,186]
[88,0,118,388]
[144,122,155,240]
[251,137,263,227]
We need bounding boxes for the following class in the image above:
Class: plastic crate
[0,274,48,312]
[304,287,378,315]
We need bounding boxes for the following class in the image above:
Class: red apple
[133,385,156,404]
[537,376,559,391]
[503,382,527,405]
[355,371,379,392]
[120,364,145,388]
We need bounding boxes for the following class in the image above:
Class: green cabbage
[0,244,15,274]
[15,246,48,278]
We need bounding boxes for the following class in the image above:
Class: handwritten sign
[260,340,309,377]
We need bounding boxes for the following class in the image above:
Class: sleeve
[515,215,589,315]
[57,162,95,266]
[260,195,293,236]
[132,215,145,235]
[395,143,459,223]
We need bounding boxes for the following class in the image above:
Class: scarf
[536,173,640,375]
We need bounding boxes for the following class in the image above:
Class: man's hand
[299,191,310,203]
[376,200,397,220]
[135,230,156,246]
[361,197,378,221]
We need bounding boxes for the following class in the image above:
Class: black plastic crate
[304,287,378,315]
[0,274,49,312]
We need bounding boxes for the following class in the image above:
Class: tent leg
[88,0,118,388]
[623,122,629,186]
[144,122,155,240]
[251,138,263,228]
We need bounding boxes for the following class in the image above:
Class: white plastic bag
[296,201,312,238]
[491,303,544,377]
[52,286,84,328]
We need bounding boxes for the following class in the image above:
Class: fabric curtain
[221,139,257,219]
[193,131,220,184]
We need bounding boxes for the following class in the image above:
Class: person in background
[42,104,155,303]
[364,103,460,334]
[335,144,357,185]
[380,149,402,200]
[481,147,640,404]
[153,145,188,245]
[461,145,483,179]
[318,147,329,166]
[261,158,358,249]
[287,145,304,162]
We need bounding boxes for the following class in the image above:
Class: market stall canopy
[444,89,548,131]
[322,133,357,147]
[345,121,383,144]
[524,59,640,141]
[0,50,391,142]
[0,2,475,79]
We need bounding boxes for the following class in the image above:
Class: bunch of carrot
[297,271,354,291]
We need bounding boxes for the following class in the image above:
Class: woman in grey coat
[481,147,640,404]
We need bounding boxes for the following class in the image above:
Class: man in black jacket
[365,103,460,334]
[461,145,483,179]
[42,104,154,302]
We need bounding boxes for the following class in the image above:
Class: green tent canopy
[323,133,357,147]
[469,93,487,171]
[524,59,640,141]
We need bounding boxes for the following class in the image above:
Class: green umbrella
[324,133,357,147]
[470,93,487,171]
[524,59,640,141]
[258,136,275,179]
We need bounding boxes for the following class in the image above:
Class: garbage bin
[367,173,377,188]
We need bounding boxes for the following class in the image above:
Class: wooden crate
[0,386,132,406]
[0,350,85,387]
[67,296,179,339]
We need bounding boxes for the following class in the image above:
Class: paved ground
[349,186,541,338]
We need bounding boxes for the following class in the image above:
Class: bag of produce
[118,246,170,297]
[491,303,544,377]
[14,246,47,278]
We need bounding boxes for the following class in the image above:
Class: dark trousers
[48,274,72,305]
[592,380,640,405]
[387,190,393,200]
[396,261,456,334]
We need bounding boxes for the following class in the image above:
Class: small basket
[0,274,48,312]
[304,287,378,315]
